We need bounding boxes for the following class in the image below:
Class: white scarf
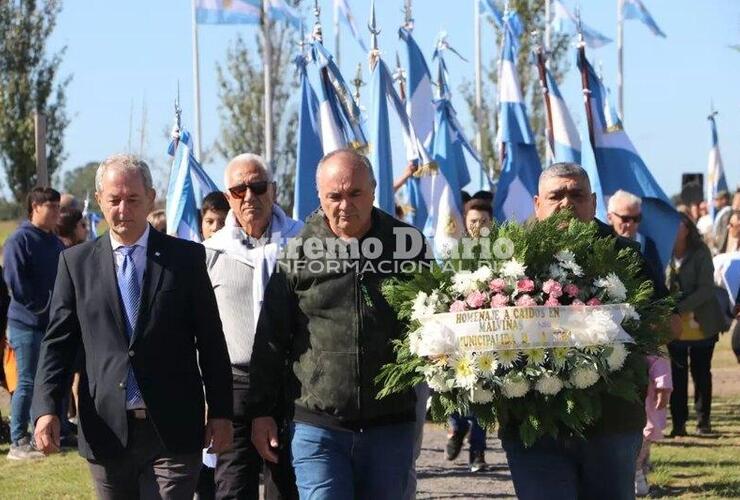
[204,204,303,325]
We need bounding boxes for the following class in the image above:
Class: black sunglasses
[228,180,271,199]
[611,212,642,223]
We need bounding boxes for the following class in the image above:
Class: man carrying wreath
[500,162,670,500]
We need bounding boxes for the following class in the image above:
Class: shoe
[635,470,650,497]
[668,425,687,437]
[6,436,44,460]
[695,424,713,435]
[445,429,466,461]
[60,433,78,449]
[469,450,486,472]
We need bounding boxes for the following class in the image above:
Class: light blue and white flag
[551,0,612,48]
[540,60,581,164]
[622,0,666,38]
[578,46,679,272]
[266,0,302,29]
[480,0,524,40]
[368,57,395,214]
[312,41,368,153]
[334,0,368,51]
[166,129,220,242]
[706,113,728,221]
[494,24,542,223]
[293,55,323,220]
[81,194,102,241]
[195,0,260,24]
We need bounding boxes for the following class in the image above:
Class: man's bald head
[315,149,376,190]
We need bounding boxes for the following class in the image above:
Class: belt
[127,409,148,420]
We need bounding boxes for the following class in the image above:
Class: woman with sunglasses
[666,212,725,436]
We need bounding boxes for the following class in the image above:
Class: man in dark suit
[32,154,233,499]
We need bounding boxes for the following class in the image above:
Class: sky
[46,0,739,198]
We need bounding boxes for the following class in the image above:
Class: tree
[460,0,570,177]
[215,20,299,212]
[0,0,71,202]
[62,161,99,211]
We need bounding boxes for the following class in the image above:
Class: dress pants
[668,339,716,429]
[87,413,201,500]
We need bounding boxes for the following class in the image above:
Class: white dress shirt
[110,224,150,291]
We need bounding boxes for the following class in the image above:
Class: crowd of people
[0,150,737,500]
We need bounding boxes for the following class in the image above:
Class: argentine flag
[706,113,728,220]
[195,0,260,25]
[551,0,612,48]
[368,57,395,215]
[622,0,666,38]
[494,23,542,223]
[578,47,678,272]
[293,55,323,220]
[334,0,368,52]
[542,65,581,164]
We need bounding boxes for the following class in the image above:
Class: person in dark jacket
[0,260,11,443]
[666,212,725,436]
[3,187,63,460]
[500,163,668,500]
[248,149,429,499]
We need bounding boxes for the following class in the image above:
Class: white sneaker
[635,469,650,497]
[6,437,45,460]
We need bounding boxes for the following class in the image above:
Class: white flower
[501,375,530,398]
[451,271,479,295]
[555,249,576,263]
[577,309,620,347]
[499,259,527,280]
[606,343,629,372]
[525,348,547,366]
[473,265,494,283]
[408,329,422,356]
[623,304,641,323]
[548,263,567,281]
[470,383,494,403]
[416,322,457,357]
[496,349,521,369]
[593,273,627,302]
[475,352,497,375]
[424,366,453,393]
[535,374,564,396]
[570,367,600,389]
[554,250,584,277]
[410,290,441,322]
[549,347,572,368]
[451,353,478,389]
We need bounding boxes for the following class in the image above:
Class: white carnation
[408,329,422,356]
[470,383,494,403]
[535,374,564,396]
[499,259,527,280]
[501,375,530,398]
[410,290,441,322]
[606,343,629,372]
[473,265,494,282]
[555,250,584,277]
[451,271,479,295]
[570,367,600,389]
[416,322,457,357]
[593,273,627,302]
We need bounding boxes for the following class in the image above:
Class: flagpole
[534,39,554,164]
[262,1,274,164]
[544,0,551,68]
[578,36,596,149]
[334,5,341,70]
[191,0,203,161]
[617,0,624,121]
[474,0,483,188]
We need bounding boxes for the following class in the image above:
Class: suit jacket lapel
[131,228,164,344]
[97,236,128,345]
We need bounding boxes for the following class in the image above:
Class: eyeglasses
[611,212,642,223]
[228,181,271,199]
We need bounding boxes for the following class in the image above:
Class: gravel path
[416,423,515,499]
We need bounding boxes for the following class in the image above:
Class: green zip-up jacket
[248,208,429,430]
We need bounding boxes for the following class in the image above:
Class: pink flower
[571,299,585,306]
[542,279,563,298]
[466,290,488,309]
[563,284,580,298]
[488,278,507,293]
[515,294,537,307]
[586,297,602,306]
[450,300,467,312]
[545,296,560,307]
[490,293,510,307]
[516,279,535,293]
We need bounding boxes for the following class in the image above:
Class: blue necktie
[117,245,143,406]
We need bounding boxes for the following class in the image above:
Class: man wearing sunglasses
[204,153,303,499]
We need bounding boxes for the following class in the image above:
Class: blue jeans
[7,326,43,444]
[449,413,486,452]
[502,431,642,500]
[291,421,415,500]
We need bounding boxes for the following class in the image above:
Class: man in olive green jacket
[248,149,429,498]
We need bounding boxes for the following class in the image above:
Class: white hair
[538,162,591,194]
[608,189,642,213]
[95,154,154,193]
[224,153,273,188]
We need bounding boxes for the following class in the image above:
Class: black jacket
[248,208,429,430]
[31,227,233,460]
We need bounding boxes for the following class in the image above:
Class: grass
[0,220,19,247]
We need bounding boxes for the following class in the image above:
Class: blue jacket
[3,221,64,331]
